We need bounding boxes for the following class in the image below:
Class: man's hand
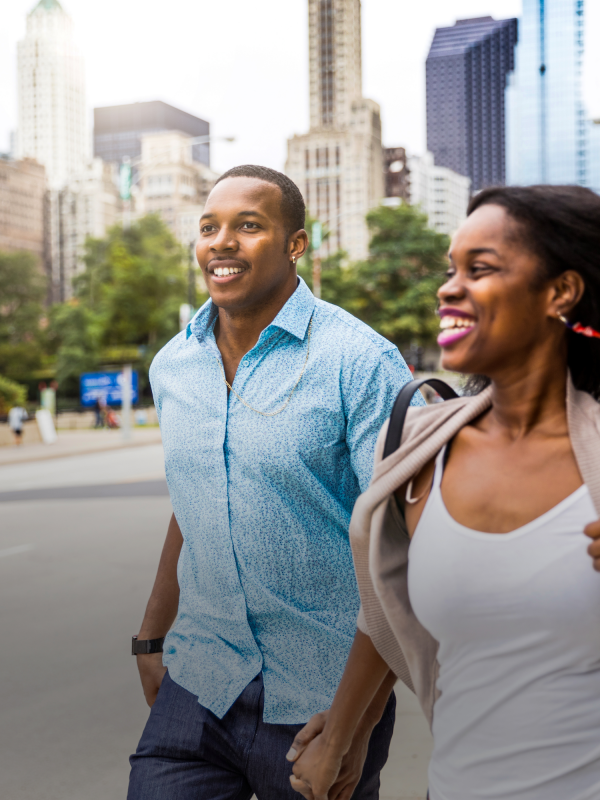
[585,520,600,571]
[287,711,373,800]
[136,652,167,707]
[133,513,182,706]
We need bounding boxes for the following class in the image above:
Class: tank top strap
[432,444,448,490]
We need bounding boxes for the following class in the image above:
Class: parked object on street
[8,406,28,445]
[105,408,120,430]
[134,410,148,426]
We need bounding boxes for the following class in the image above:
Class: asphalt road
[0,444,431,800]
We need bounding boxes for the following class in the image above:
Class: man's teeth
[213,266,245,277]
[439,316,476,330]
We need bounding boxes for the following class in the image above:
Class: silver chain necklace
[215,315,314,417]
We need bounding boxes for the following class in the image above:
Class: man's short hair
[215,165,306,238]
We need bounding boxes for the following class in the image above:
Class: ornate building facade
[286,0,384,260]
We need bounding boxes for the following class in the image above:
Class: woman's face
[437,204,560,376]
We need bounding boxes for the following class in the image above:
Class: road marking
[0,543,35,558]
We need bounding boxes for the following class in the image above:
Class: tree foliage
[344,204,449,349]
[0,374,27,415]
[0,206,448,400]
[49,215,191,392]
[299,204,449,350]
[0,250,47,382]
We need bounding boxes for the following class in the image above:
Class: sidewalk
[0,427,162,467]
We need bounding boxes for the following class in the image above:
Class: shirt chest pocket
[226,399,346,475]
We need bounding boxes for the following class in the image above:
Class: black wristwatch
[131,635,165,655]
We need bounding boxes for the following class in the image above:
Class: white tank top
[408,447,600,800]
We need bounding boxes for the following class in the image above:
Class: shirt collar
[268,277,315,340]
[187,277,316,343]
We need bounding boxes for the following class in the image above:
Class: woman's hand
[285,630,393,798]
[585,519,600,571]
[287,711,374,800]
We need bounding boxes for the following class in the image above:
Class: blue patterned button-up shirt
[150,277,420,723]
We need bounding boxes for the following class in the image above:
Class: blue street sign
[80,371,139,407]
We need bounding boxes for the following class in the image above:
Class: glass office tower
[426,17,518,193]
[506,0,586,186]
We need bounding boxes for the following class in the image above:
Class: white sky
[1,0,599,173]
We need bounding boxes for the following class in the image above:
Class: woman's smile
[437,308,477,347]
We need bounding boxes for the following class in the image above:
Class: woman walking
[288,185,600,800]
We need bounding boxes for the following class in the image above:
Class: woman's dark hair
[465,185,600,399]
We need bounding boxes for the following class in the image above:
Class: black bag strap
[382,378,459,460]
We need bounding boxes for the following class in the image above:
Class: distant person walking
[8,405,28,446]
[93,396,105,428]
[127,165,420,800]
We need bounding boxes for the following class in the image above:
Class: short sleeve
[342,347,423,493]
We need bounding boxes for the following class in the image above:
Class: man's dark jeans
[128,671,396,800]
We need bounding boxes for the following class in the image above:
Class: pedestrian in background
[8,404,28,446]
[93,396,105,428]
[127,165,421,800]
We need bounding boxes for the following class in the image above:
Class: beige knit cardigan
[350,376,600,728]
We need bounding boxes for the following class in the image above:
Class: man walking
[128,166,420,800]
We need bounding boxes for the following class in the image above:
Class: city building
[57,159,120,297]
[383,147,410,202]
[134,131,220,248]
[506,0,586,186]
[426,16,518,193]
[285,0,384,260]
[408,151,471,235]
[0,157,46,264]
[16,0,88,190]
[94,101,210,170]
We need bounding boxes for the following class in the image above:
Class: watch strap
[131,635,165,655]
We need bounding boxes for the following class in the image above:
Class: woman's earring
[291,256,296,265]
[558,313,568,324]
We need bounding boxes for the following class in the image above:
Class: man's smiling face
[196,176,301,313]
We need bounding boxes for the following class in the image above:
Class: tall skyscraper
[17,0,88,190]
[286,0,384,261]
[506,0,586,186]
[94,101,211,169]
[426,16,518,193]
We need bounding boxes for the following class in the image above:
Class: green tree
[0,374,27,415]
[337,204,449,350]
[297,214,348,296]
[50,215,197,393]
[0,250,47,382]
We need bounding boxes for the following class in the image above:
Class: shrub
[0,374,27,416]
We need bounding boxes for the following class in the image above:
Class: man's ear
[289,230,309,263]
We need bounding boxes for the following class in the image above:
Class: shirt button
[242,360,249,367]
